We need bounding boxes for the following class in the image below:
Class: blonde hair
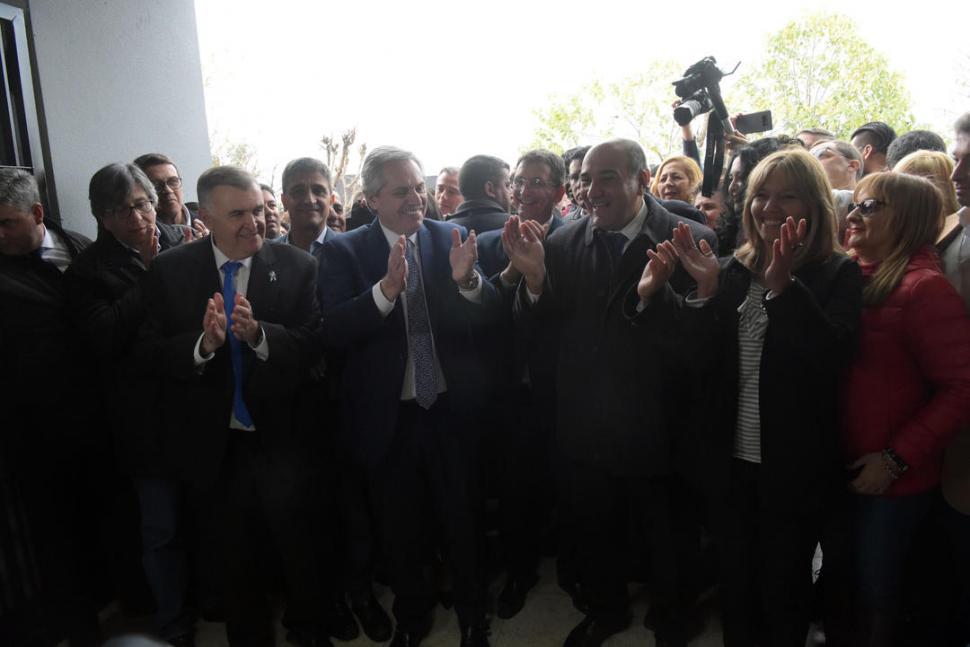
[893,150,960,216]
[850,172,943,306]
[649,156,702,202]
[735,148,839,274]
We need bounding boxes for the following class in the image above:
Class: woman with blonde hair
[837,171,970,645]
[637,147,863,646]
[649,155,702,204]
[893,149,962,244]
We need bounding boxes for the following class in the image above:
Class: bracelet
[881,448,908,480]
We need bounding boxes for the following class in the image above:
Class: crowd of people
[2,109,970,647]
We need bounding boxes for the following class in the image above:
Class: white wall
[28,0,210,237]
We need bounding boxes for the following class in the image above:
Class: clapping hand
[230,294,259,345]
[449,228,478,285]
[501,216,546,294]
[636,240,679,303]
[764,216,807,296]
[671,223,719,298]
[380,236,408,301]
[137,226,159,266]
[201,292,227,355]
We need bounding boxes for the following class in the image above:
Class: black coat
[0,222,92,437]
[134,238,323,487]
[673,254,862,512]
[516,199,714,476]
[63,227,181,475]
[447,199,510,234]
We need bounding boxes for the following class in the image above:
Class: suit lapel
[417,224,435,284]
[608,234,651,306]
[247,241,277,314]
[192,240,222,311]
[364,221,392,285]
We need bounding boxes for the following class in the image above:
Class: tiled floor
[102,558,727,646]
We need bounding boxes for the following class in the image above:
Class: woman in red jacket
[840,171,970,645]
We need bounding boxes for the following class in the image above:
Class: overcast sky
[195,0,967,186]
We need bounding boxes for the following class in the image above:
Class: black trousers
[565,461,693,643]
[713,459,819,647]
[498,384,555,579]
[199,432,326,647]
[371,397,485,632]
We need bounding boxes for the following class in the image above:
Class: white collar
[211,236,253,270]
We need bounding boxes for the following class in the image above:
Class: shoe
[459,622,491,647]
[496,573,539,619]
[563,616,628,647]
[351,595,392,643]
[167,634,196,647]
[327,599,359,641]
[285,627,334,647]
[389,628,428,647]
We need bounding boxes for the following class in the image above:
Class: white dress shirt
[370,223,483,401]
[193,238,269,430]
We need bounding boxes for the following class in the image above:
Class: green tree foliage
[529,13,917,159]
[730,12,915,138]
[528,60,684,162]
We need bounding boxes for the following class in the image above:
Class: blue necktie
[221,261,254,427]
[404,239,438,409]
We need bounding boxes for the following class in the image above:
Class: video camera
[672,56,739,133]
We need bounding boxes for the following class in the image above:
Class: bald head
[580,139,650,231]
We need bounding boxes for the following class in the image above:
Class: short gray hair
[281,157,333,193]
[89,163,158,221]
[811,140,865,180]
[361,146,423,197]
[0,168,40,213]
[197,166,258,209]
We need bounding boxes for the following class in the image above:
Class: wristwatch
[458,272,480,291]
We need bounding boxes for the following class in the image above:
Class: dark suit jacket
[514,200,703,477]
[135,238,322,487]
[64,229,181,475]
[0,222,92,435]
[670,254,862,513]
[658,198,707,225]
[317,218,499,470]
[447,199,510,234]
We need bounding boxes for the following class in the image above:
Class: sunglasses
[847,198,886,216]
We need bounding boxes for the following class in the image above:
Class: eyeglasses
[847,198,886,216]
[513,177,556,191]
[112,199,155,218]
[153,177,183,192]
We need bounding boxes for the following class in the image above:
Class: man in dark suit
[64,163,190,645]
[446,154,512,234]
[0,168,101,646]
[502,139,716,647]
[318,146,498,647]
[276,156,392,642]
[475,149,567,619]
[136,166,329,647]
